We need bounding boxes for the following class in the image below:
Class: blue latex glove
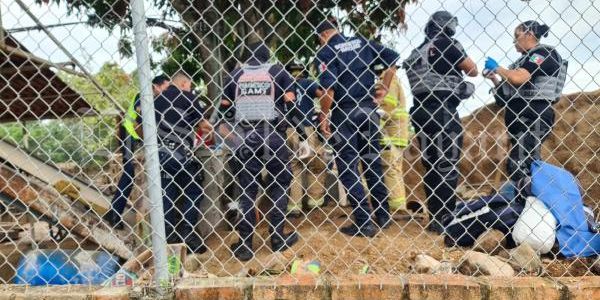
[484,57,499,72]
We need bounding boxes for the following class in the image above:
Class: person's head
[316,17,339,46]
[244,42,271,64]
[514,21,550,53]
[287,62,305,79]
[171,71,193,92]
[151,74,170,96]
[424,11,458,39]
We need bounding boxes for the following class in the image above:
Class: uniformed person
[285,63,327,217]
[315,18,400,237]
[154,72,212,254]
[221,42,298,261]
[104,75,169,229]
[403,11,478,234]
[485,21,566,184]
[374,66,409,212]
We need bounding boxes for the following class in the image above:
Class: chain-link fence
[0,0,599,292]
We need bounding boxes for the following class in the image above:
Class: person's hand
[319,112,331,139]
[373,86,387,105]
[296,140,314,160]
[201,120,214,143]
[484,57,499,73]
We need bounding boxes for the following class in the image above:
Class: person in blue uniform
[104,75,169,230]
[314,18,400,237]
[403,11,478,234]
[485,21,566,184]
[220,42,299,261]
[154,71,213,254]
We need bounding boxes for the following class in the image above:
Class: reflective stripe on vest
[235,63,277,122]
[123,95,141,140]
[380,136,408,147]
[403,38,463,95]
[508,44,567,102]
[383,94,398,107]
[392,109,408,120]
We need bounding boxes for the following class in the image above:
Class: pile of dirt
[404,89,600,210]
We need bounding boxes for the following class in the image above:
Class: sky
[2,0,599,116]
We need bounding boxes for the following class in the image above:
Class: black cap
[287,62,304,72]
[152,74,169,85]
[316,18,338,34]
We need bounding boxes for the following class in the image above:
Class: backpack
[443,194,525,247]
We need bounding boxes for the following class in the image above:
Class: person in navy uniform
[154,71,213,254]
[314,18,400,237]
[220,42,299,261]
[485,21,566,184]
[104,75,169,230]
[403,11,478,234]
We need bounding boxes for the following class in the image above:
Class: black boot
[185,233,207,254]
[340,222,377,237]
[230,234,253,261]
[271,232,299,252]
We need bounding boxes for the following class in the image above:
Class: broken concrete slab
[459,250,514,277]
[474,229,506,255]
[509,243,543,274]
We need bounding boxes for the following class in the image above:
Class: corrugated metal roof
[0,31,94,123]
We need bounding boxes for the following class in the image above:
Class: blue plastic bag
[14,249,119,285]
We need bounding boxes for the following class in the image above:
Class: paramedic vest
[495,44,567,104]
[403,38,463,96]
[123,95,141,140]
[235,63,277,123]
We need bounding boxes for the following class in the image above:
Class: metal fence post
[129,0,170,290]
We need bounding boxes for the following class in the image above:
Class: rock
[459,250,514,277]
[473,229,506,255]
[411,254,441,274]
[436,260,455,274]
[410,254,455,274]
[508,243,543,274]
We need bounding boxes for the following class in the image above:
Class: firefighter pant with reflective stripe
[381,146,406,210]
[287,126,327,210]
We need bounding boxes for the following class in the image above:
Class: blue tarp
[531,161,600,257]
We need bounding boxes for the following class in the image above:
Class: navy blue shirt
[428,37,467,77]
[223,61,294,117]
[294,78,320,126]
[314,34,400,106]
[154,85,204,147]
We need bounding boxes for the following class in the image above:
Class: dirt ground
[184,90,600,279]
[188,203,598,279]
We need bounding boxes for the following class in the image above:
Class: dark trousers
[160,158,204,243]
[411,93,463,223]
[330,106,389,227]
[235,126,291,241]
[505,103,554,182]
[109,135,137,218]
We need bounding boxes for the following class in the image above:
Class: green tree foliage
[35,0,415,105]
[0,63,138,168]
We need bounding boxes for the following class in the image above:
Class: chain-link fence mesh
[0,0,599,291]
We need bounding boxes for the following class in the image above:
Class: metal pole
[129,0,170,290]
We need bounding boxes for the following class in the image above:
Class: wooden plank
[0,139,110,214]
[0,166,132,259]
